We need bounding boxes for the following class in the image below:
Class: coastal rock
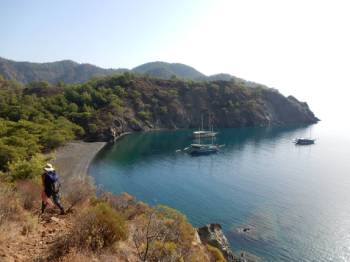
[197,224,260,262]
[197,224,236,262]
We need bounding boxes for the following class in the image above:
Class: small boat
[186,113,222,155]
[294,138,315,145]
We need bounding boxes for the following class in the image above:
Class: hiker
[41,163,65,215]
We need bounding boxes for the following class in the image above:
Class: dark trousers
[41,192,64,214]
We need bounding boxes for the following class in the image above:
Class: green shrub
[130,90,141,99]
[0,182,22,225]
[168,89,178,97]
[88,123,98,134]
[159,106,168,114]
[114,86,127,97]
[207,244,226,262]
[7,154,45,181]
[156,205,195,248]
[148,241,178,261]
[137,111,152,121]
[133,205,195,261]
[71,202,127,251]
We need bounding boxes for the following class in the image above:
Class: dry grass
[101,192,150,220]
[58,249,97,262]
[20,213,38,236]
[58,249,133,262]
[16,179,42,211]
[0,182,22,225]
[63,176,95,210]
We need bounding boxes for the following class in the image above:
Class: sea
[88,121,350,261]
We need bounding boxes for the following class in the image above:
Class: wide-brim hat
[44,163,55,172]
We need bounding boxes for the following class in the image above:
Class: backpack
[46,171,61,194]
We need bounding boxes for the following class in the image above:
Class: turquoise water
[89,122,350,261]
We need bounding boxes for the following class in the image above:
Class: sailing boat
[192,115,217,138]
[294,126,316,145]
[294,138,315,145]
[188,141,219,155]
[188,117,220,155]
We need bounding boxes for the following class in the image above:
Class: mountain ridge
[0,57,239,84]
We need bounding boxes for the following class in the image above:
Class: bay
[89,122,350,261]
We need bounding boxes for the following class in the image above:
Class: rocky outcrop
[197,224,260,262]
[198,224,236,261]
[261,90,319,125]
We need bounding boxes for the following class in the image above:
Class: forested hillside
[0,73,318,177]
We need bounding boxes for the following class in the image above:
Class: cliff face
[262,92,318,125]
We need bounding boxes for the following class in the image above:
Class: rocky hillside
[0,57,240,84]
[67,75,318,140]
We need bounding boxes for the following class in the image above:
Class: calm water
[89,122,350,261]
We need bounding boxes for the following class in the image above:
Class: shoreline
[52,140,107,180]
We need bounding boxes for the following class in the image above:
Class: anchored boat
[188,143,220,155]
[294,138,315,145]
[187,114,223,155]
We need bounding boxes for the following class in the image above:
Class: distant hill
[132,61,206,80]
[0,57,238,84]
[0,57,127,84]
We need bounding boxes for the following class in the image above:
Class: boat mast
[199,127,201,145]
[210,114,214,145]
[201,114,204,131]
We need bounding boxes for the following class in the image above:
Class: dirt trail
[0,210,73,262]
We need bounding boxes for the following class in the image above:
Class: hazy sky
[1,0,349,121]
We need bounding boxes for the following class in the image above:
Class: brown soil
[0,210,73,262]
